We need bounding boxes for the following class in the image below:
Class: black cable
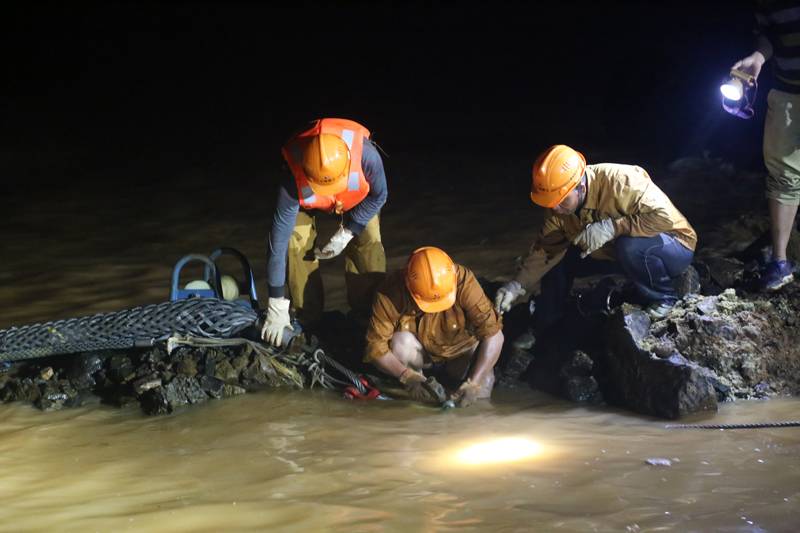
[665,421,800,430]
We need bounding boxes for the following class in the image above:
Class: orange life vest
[282,118,371,214]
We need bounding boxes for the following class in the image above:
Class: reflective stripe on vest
[347,171,360,191]
[301,185,317,204]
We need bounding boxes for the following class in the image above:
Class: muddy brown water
[1,393,799,531]
[2,175,799,531]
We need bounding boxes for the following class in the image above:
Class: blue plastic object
[170,254,223,301]
[205,247,260,311]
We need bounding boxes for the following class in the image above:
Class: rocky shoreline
[0,336,312,415]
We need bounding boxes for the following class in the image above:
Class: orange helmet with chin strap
[405,246,457,313]
[530,144,586,208]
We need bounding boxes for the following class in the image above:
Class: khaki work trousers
[287,211,386,324]
[764,89,800,206]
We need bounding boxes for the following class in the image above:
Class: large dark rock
[603,304,717,419]
[36,379,80,411]
[67,353,105,390]
[107,355,135,383]
[240,354,281,389]
[198,375,225,399]
[139,375,209,415]
[496,329,536,387]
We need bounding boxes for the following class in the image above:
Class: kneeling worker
[495,144,697,325]
[364,247,504,407]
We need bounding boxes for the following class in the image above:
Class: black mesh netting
[0,298,258,362]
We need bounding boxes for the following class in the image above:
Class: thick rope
[165,335,304,389]
[665,421,800,430]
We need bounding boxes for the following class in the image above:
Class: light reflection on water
[0,388,798,532]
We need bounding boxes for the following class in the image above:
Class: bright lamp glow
[720,81,743,101]
[455,437,542,466]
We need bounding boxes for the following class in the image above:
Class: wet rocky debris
[501,277,800,420]
[0,335,319,415]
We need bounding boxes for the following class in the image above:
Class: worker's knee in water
[389,331,426,368]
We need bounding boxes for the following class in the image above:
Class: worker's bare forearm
[372,350,407,379]
[468,330,504,384]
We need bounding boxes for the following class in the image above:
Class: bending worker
[364,246,504,407]
[261,118,388,346]
[495,145,697,326]
[728,2,800,290]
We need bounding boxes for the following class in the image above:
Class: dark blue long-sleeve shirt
[266,139,388,297]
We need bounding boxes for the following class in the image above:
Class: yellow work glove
[573,218,616,258]
[399,368,445,404]
[450,379,483,408]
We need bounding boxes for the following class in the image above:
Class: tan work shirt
[515,163,698,292]
[364,265,502,363]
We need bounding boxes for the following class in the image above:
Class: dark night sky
[2,1,767,196]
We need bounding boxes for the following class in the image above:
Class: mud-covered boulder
[603,305,718,419]
[647,289,800,400]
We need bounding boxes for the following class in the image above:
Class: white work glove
[494,280,526,314]
[261,297,292,347]
[573,218,616,258]
[314,226,354,260]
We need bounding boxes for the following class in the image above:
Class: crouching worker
[364,247,504,407]
[495,145,698,326]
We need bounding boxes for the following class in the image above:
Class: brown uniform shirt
[515,163,698,293]
[364,265,502,363]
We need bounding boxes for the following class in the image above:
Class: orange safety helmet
[530,144,586,208]
[405,246,457,313]
[302,133,351,195]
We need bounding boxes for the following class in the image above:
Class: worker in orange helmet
[261,118,387,347]
[364,246,504,407]
[495,145,698,327]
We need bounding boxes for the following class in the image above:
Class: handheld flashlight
[721,68,757,119]
[720,79,744,101]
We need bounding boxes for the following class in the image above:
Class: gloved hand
[573,218,616,258]
[450,379,482,408]
[399,367,444,404]
[494,280,526,314]
[314,226,354,260]
[261,297,292,347]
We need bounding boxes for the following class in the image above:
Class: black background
[3,0,768,195]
